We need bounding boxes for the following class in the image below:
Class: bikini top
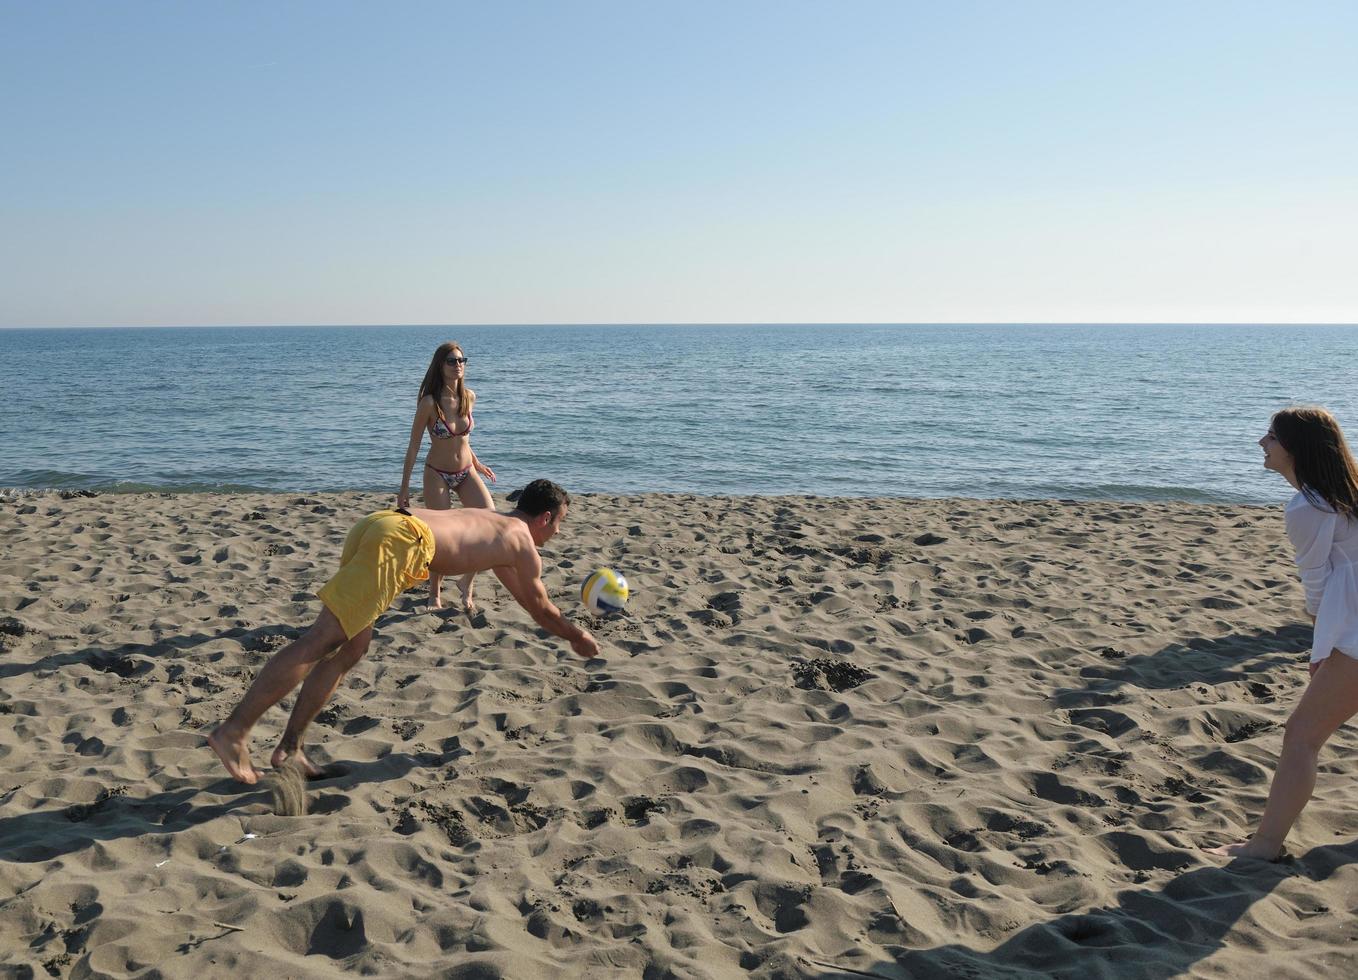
[430,406,474,440]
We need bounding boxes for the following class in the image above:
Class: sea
[2,324,1355,504]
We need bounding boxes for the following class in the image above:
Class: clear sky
[2,0,1355,327]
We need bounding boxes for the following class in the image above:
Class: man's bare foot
[458,582,476,617]
[208,725,260,785]
[430,590,443,610]
[271,743,325,779]
[1205,840,1283,861]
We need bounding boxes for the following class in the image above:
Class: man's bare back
[410,505,538,579]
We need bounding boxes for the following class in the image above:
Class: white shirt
[1285,489,1358,662]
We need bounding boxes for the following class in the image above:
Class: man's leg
[271,625,373,776]
[208,608,348,784]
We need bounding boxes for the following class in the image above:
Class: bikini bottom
[426,461,472,491]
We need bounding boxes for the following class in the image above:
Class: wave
[1,469,275,494]
[970,481,1263,505]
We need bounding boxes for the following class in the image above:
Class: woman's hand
[475,459,497,483]
[397,490,410,510]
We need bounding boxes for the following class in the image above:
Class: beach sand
[2,490,1356,978]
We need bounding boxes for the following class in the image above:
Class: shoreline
[0,485,1279,507]
[2,489,1349,977]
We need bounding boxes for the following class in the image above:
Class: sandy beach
[2,489,1356,978]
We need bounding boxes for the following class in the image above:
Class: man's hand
[571,630,599,660]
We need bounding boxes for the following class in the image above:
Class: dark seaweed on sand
[792,658,873,692]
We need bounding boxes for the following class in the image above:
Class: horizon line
[4,320,1358,330]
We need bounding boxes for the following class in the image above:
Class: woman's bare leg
[454,471,495,614]
[1207,652,1358,860]
[422,466,451,607]
[208,609,347,783]
[272,626,372,776]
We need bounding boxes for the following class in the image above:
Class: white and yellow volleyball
[581,568,629,616]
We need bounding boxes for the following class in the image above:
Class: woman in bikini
[1208,406,1358,861]
[398,341,496,611]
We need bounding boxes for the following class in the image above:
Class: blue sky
[2,0,1355,326]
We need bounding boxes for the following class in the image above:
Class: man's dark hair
[515,479,570,516]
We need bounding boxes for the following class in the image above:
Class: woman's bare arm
[399,398,433,507]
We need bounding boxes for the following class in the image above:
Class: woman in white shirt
[1209,406,1358,860]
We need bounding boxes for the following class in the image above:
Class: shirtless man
[208,479,597,785]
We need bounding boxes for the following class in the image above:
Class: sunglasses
[445,355,468,366]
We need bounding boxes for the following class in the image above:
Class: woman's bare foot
[271,743,325,779]
[208,725,260,785]
[1205,839,1283,861]
[458,576,476,616]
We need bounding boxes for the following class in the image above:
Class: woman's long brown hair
[1272,405,1358,517]
[418,341,472,423]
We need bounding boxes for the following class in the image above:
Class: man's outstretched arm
[493,560,599,659]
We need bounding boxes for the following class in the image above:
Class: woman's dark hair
[418,341,471,421]
[1272,406,1358,517]
[515,479,570,517]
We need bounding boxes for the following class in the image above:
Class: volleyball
[581,568,629,616]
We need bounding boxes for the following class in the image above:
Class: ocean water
[2,324,1355,503]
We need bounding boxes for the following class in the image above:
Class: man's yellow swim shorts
[317,510,435,639]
